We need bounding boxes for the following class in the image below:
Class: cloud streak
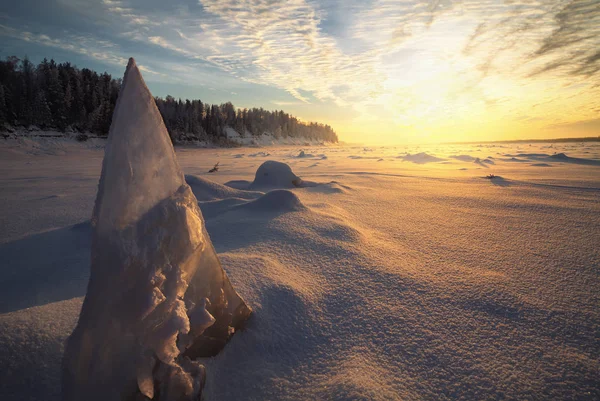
[195,0,385,105]
[0,23,127,67]
[0,0,598,141]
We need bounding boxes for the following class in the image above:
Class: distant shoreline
[0,129,335,149]
[444,136,600,144]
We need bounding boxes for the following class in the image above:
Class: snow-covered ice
[0,134,599,400]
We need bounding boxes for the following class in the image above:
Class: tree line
[0,56,338,144]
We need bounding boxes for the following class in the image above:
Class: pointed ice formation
[62,58,251,401]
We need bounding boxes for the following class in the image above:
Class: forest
[0,56,338,144]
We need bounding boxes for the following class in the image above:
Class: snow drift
[185,174,261,202]
[1,138,599,400]
[62,58,251,401]
[398,152,445,164]
[233,190,306,213]
[250,160,303,189]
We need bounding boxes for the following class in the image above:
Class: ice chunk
[189,298,217,336]
[137,354,156,399]
[62,58,251,401]
[92,59,184,234]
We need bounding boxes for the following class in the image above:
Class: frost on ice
[62,58,251,401]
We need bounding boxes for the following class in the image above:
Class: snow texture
[61,58,250,401]
[250,160,302,188]
[185,174,261,202]
[1,138,599,400]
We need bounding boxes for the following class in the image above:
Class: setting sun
[2,0,598,144]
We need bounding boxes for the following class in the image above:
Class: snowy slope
[0,141,599,400]
[3,126,332,150]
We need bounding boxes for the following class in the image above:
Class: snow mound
[0,221,91,314]
[398,152,444,164]
[450,155,477,162]
[473,157,495,167]
[503,156,529,162]
[185,175,262,202]
[0,298,83,401]
[234,190,306,213]
[248,151,270,157]
[548,153,600,165]
[296,150,314,158]
[250,161,303,189]
[348,155,380,160]
[504,153,549,158]
[197,198,251,219]
[224,179,253,190]
[62,58,251,401]
[295,150,326,159]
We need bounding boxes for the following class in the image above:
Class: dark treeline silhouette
[0,56,338,143]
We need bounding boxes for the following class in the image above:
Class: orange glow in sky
[1,0,598,143]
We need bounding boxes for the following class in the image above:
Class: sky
[1,0,599,144]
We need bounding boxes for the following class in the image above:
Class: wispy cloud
[0,23,127,66]
[1,0,598,141]
[0,23,166,76]
[194,0,386,105]
[462,0,600,82]
[101,0,159,27]
[272,100,305,107]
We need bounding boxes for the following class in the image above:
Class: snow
[218,125,332,147]
[224,127,241,140]
[233,190,306,213]
[0,137,599,400]
[221,126,330,147]
[250,160,303,189]
[398,152,445,164]
[60,58,250,401]
[185,175,261,202]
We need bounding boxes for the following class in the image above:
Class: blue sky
[1,0,599,143]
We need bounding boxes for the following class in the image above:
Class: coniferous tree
[0,84,6,126]
[0,56,339,143]
[33,92,52,127]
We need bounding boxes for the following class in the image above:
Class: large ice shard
[62,58,251,401]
